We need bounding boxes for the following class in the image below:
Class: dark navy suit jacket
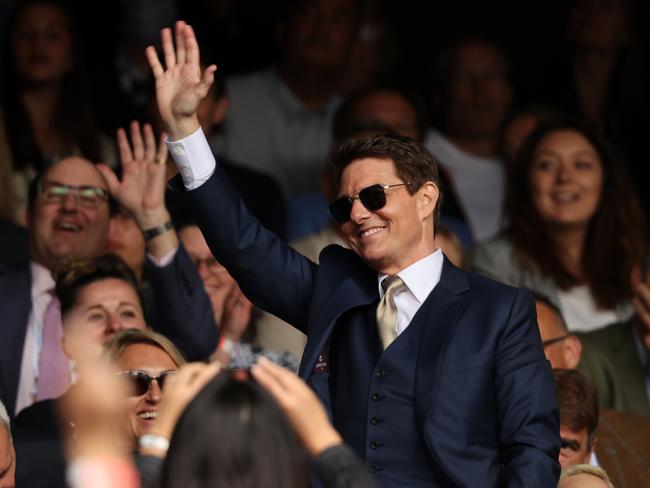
[0,244,218,417]
[176,165,561,487]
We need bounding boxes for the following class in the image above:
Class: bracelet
[142,221,174,241]
[139,434,170,453]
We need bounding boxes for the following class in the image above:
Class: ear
[416,181,439,220]
[61,334,73,361]
[212,96,229,126]
[562,335,582,369]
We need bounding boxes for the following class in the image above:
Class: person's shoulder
[578,319,633,349]
[226,68,274,95]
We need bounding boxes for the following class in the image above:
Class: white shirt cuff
[146,246,178,268]
[166,128,216,190]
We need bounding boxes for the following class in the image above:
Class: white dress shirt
[378,250,444,336]
[15,262,56,415]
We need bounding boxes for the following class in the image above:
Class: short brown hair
[54,253,140,317]
[553,369,599,449]
[329,134,442,232]
[104,328,186,368]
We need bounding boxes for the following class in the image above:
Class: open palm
[146,21,216,139]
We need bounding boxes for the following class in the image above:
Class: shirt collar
[30,260,55,297]
[378,249,444,303]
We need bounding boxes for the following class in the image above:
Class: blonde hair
[559,464,614,488]
[104,329,187,368]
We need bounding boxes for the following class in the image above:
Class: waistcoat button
[371,392,381,401]
[369,440,383,449]
[375,370,385,379]
[370,416,382,425]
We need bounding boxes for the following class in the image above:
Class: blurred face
[117,343,178,439]
[107,210,145,279]
[568,0,627,49]
[530,130,603,230]
[444,41,513,139]
[338,158,437,275]
[179,226,236,322]
[0,426,15,488]
[536,301,573,369]
[282,0,359,72]
[503,114,538,163]
[350,91,420,140]
[62,278,146,359]
[11,2,74,85]
[28,158,110,271]
[559,426,593,467]
[558,474,610,488]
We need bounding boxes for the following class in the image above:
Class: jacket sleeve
[144,244,219,361]
[495,288,561,487]
[172,165,317,335]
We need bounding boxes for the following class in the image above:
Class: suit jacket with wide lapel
[0,266,32,417]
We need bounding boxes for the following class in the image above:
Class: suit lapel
[414,258,470,422]
[0,267,33,416]
[299,261,377,379]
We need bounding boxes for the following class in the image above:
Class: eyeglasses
[39,182,109,208]
[541,334,572,348]
[328,183,411,224]
[117,370,177,396]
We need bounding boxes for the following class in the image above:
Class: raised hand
[251,357,343,456]
[146,20,216,140]
[219,284,253,342]
[97,121,178,258]
[98,121,168,228]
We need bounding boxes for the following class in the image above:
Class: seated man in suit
[145,22,560,486]
[536,297,650,487]
[0,122,217,418]
[577,261,650,418]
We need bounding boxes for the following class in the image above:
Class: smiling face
[338,157,437,275]
[10,2,74,86]
[62,278,146,360]
[530,130,603,231]
[28,157,110,271]
[116,343,179,440]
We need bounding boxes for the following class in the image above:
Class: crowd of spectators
[0,0,649,486]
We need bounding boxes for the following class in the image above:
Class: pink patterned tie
[36,293,71,401]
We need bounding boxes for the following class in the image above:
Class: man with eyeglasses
[149,22,560,486]
[535,295,650,487]
[0,128,218,419]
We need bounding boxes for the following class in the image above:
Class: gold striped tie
[376,276,406,349]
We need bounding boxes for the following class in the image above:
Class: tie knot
[382,275,406,296]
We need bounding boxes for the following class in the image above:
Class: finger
[142,123,157,162]
[254,357,298,391]
[130,120,145,162]
[194,65,217,100]
[156,132,169,165]
[116,128,134,165]
[636,282,650,309]
[145,46,164,78]
[96,164,122,197]
[175,20,186,65]
[184,24,200,68]
[251,362,288,404]
[161,27,176,70]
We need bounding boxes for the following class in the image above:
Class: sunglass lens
[329,197,352,223]
[132,372,150,396]
[359,185,387,211]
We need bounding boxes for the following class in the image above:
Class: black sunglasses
[117,370,177,396]
[328,183,411,224]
